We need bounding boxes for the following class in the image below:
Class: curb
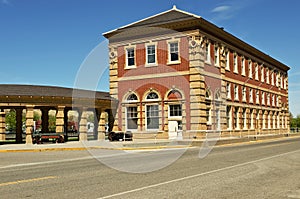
[0,134,299,153]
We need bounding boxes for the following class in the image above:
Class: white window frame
[267,93,270,105]
[126,106,138,132]
[234,85,239,101]
[214,45,219,66]
[168,40,180,65]
[249,88,253,103]
[205,42,211,64]
[255,64,259,80]
[168,104,182,120]
[262,92,265,105]
[271,71,275,86]
[250,109,255,130]
[234,107,239,130]
[146,44,157,66]
[241,57,246,76]
[225,51,230,71]
[243,108,247,130]
[256,90,260,104]
[266,69,270,84]
[226,106,232,130]
[242,86,246,102]
[226,83,231,99]
[233,53,238,73]
[145,104,159,131]
[261,67,264,83]
[125,47,136,69]
[248,60,253,78]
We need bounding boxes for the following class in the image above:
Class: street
[0,137,300,199]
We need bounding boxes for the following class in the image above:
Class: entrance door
[168,121,178,140]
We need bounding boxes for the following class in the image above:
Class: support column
[15,108,23,143]
[79,108,87,141]
[98,110,106,140]
[55,106,65,135]
[41,108,49,133]
[25,105,34,144]
[0,110,6,141]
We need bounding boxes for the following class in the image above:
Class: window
[126,93,138,130]
[241,58,245,76]
[205,42,211,63]
[249,88,253,103]
[126,107,138,130]
[234,107,239,129]
[169,42,179,62]
[255,64,259,80]
[206,107,211,124]
[225,51,230,70]
[242,87,246,102]
[169,104,182,117]
[248,60,253,78]
[146,105,159,130]
[243,108,247,129]
[233,53,238,73]
[262,91,265,105]
[234,85,239,101]
[226,83,231,99]
[146,45,156,65]
[267,93,270,105]
[126,48,135,67]
[261,67,264,82]
[226,106,232,130]
[271,72,274,85]
[214,45,219,66]
[146,92,159,100]
[256,90,260,104]
[266,69,270,84]
[250,109,254,129]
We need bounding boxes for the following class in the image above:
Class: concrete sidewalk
[0,133,299,152]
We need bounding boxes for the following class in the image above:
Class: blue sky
[1,0,300,115]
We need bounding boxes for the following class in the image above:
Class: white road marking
[99,149,300,199]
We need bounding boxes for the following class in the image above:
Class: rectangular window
[206,107,211,124]
[234,85,239,101]
[226,106,232,130]
[214,46,219,66]
[250,109,254,129]
[234,54,238,73]
[169,104,182,117]
[256,90,260,104]
[126,107,138,130]
[249,88,253,103]
[255,64,259,80]
[243,108,247,129]
[248,60,253,78]
[262,92,265,105]
[225,51,230,70]
[271,72,275,86]
[266,69,270,84]
[261,67,264,82]
[126,48,135,67]
[234,107,239,130]
[241,58,245,76]
[146,105,159,130]
[226,83,231,99]
[205,43,211,63]
[242,86,246,102]
[169,42,179,62]
[267,93,270,105]
[146,45,156,65]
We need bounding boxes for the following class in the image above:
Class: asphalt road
[0,137,300,199]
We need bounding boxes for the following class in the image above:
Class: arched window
[167,90,182,100]
[146,92,159,100]
[127,93,138,101]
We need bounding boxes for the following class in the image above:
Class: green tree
[5,110,16,132]
[49,114,56,132]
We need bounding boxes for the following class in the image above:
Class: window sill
[167,61,181,65]
[145,63,158,68]
[125,66,137,70]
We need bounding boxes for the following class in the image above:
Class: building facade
[103,6,290,139]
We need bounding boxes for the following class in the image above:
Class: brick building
[103,6,290,139]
